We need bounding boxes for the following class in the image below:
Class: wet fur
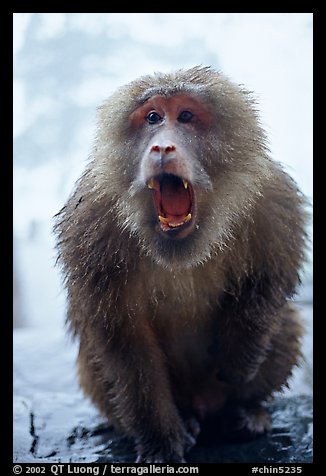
[54,66,307,462]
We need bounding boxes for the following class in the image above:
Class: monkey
[54,66,308,463]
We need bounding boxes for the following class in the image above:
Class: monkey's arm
[78,317,193,463]
[55,188,192,461]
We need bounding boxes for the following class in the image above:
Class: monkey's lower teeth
[159,213,192,227]
[169,222,183,228]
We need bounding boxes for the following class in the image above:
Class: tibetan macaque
[54,66,307,463]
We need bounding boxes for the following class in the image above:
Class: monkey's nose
[150,144,176,155]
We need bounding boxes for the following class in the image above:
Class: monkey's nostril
[150,145,176,155]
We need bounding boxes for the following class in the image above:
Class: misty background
[13,13,312,394]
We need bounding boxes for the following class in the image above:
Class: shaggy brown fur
[54,66,307,463]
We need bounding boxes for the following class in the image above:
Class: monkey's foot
[135,442,186,463]
[238,406,272,435]
[227,405,271,441]
[214,403,271,443]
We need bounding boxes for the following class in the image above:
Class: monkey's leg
[215,274,300,386]
[237,302,303,399]
[219,302,303,440]
[78,320,195,463]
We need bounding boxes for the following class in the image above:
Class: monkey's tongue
[149,174,193,230]
[160,177,191,217]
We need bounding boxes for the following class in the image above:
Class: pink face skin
[130,94,214,130]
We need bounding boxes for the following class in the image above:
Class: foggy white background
[13,13,313,330]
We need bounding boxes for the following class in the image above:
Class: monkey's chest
[150,276,223,379]
[154,309,228,416]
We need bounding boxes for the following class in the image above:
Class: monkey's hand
[135,424,196,463]
[88,319,197,465]
[135,451,186,464]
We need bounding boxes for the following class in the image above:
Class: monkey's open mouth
[147,174,194,235]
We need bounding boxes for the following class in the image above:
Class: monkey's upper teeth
[183,179,188,189]
[159,215,169,224]
[147,178,155,189]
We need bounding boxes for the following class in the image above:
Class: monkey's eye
[146,111,162,124]
[178,110,193,123]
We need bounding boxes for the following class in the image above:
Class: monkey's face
[97,69,270,270]
[130,94,214,242]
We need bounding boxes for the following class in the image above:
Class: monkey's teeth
[169,222,181,228]
[147,178,155,189]
[159,215,169,224]
[183,179,188,189]
[160,213,192,228]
